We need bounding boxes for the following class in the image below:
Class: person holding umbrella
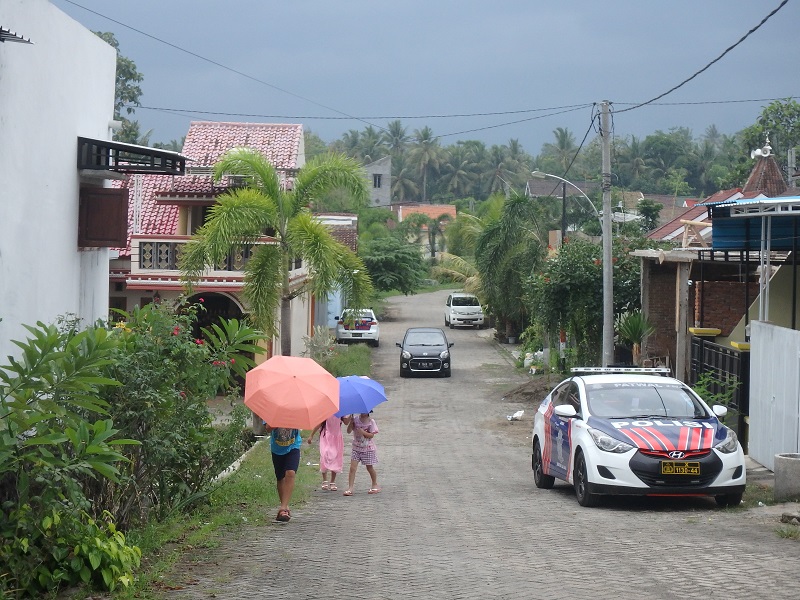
[307,414,351,491]
[265,424,303,522]
[342,411,380,496]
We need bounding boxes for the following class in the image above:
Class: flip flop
[276,509,291,522]
[343,490,353,496]
[368,487,381,494]
[329,483,338,491]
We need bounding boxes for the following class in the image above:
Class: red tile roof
[115,122,303,256]
[182,121,302,169]
[647,205,709,242]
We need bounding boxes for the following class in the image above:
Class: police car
[531,367,746,507]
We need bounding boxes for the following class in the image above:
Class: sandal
[343,490,353,496]
[321,481,330,491]
[329,483,338,491]
[276,509,291,522]
[368,487,381,494]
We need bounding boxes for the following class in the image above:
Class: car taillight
[369,321,377,325]
[337,320,344,324]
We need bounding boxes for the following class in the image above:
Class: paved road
[169,289,800,600]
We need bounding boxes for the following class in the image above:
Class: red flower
[172,326,180,335]
[199,298,205,303]
[179,391,186,398]
[230,358,235,364]
[195,338,204,345]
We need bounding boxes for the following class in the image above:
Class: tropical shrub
[91,299,266,527]
[616,310,656,365]
[0,323,140,596]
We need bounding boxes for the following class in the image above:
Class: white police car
[531,367,746,507]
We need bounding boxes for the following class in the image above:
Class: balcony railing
[131,235,283,276]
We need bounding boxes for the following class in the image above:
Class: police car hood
[587,416,727,452]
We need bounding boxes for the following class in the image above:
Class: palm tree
[442,145,478,198]
[391,153,419,202]
[180,148,374,356]
[383,120,410,156]
[475,191,546,340]
[408,126,444,203]
[541,127,577,174]
[359,125,385,163]
[399,212,451,259]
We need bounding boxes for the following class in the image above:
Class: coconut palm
[391,153,419,202]
[180,148,374,356]
[541,127,577,174]
[383,120,410,156]
[408,126,444,203]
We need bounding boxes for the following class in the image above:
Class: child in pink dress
[308,415,348,491]
[343,412,380,496]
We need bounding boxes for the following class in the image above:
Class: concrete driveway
[171,289,800,600]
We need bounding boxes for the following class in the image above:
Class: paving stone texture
[168,289,800,600]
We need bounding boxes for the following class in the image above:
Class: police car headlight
[401,351,411,360]
[714,428,739,454]
[589,428,635,453]
[439,350,450,360]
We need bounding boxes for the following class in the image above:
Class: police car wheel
[532,440,555,489]
[714,492,743,507]
[574,451,600,507]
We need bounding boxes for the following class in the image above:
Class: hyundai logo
[668,451,686,459]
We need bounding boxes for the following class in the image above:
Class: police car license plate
[660,461,700,475]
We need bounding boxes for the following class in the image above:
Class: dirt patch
[485,375,557,448]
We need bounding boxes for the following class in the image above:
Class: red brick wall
[694,281,759,336]
[645,265,679,359]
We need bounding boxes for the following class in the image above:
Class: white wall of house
[0,0,116,359]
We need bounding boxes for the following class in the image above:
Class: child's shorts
[272,448,300,481]
[351,448,378,466]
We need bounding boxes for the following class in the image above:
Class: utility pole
[600,101,614,367]
[561,181,567,246]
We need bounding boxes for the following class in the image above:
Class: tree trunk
[632,343,641,366]
[280,295,292,356]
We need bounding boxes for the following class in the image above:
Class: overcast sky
[50,0,797,157]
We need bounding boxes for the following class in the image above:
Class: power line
[616,0,789,114]
[61,0,386,132]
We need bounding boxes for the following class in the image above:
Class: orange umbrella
[244,355,339,429]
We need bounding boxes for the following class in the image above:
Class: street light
[530,171,613,367]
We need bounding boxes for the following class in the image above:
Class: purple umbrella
[335,376,387,417]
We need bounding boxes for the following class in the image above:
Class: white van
[445,292,485,329]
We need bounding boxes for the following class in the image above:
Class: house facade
[0,0,181,360]
[109,121,311,357]
[365,156,391,207]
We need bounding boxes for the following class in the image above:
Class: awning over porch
[77,137,186,176]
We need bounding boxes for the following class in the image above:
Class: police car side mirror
[712,405,728,418]
[554,405,577,418]
[396,342,402,348]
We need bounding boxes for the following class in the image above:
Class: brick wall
[694,280,759,336]
[645,265,679,359]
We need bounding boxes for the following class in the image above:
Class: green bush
[0,323,140,597]
[93,300,266,527]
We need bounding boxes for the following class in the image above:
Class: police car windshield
[586,383,708,419]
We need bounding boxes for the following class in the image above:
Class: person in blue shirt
[265,425,303,522]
